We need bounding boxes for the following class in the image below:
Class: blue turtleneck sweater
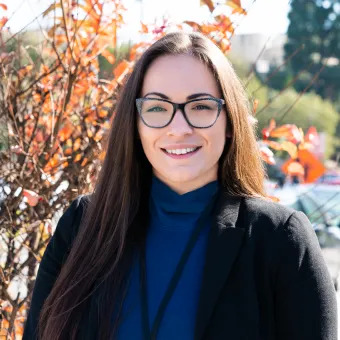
[116,175,219,340]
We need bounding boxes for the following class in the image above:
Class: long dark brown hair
[38,31,265,339]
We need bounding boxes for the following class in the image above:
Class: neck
[153,169,218,194]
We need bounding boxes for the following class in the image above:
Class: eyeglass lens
[139,99,220,127]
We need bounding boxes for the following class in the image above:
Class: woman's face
[137,54,228,193]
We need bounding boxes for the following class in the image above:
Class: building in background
[230,33,286,73]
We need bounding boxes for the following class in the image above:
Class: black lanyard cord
[139,194,218,340]
[140,244,151,339]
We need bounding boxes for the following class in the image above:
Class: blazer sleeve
[273,210,338,340]
[23,195,87,340]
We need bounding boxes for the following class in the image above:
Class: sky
[2,0,291,37]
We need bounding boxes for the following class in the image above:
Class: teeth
[164,147,198,155]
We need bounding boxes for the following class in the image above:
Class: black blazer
[23,191,338,340]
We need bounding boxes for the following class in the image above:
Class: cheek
[207,115,227,157]
[138,121,160,158]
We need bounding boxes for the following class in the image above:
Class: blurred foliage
[228,52,339,160]
[284,0,340,102]
[264,64,293,92]
[246,77,338,158]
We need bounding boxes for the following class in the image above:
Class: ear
[226,130,232,138]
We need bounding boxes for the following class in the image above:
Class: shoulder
[240,196,315,239]
[240,196,326,280]
[238,196,323,266]
[242,196,295,227]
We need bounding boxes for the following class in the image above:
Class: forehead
[141,54,220,99]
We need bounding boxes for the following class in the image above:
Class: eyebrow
[143,92,215,100]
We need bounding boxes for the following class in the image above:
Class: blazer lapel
[194,191,245,340]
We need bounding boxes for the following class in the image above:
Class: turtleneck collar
[149,175,219,229]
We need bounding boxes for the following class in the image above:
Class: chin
[159,168,202,185]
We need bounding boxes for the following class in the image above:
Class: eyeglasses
[135,97,225,128]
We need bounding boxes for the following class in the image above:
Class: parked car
[305,184,340,227]
[271,184,337,226]
[316,171,340,185]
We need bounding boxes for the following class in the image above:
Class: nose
[166,108,193,137]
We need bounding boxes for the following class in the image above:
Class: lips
[160,146,202,158]
[162,146,201,155]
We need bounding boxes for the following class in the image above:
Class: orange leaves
[304,126,319,146]
[220,37,231,53]
[64,147,73,155]
[44,153,61,173]
[54,34,68,46]
[185,1,244,55]
[42,3,61,17]
[200,0,215,12]
[280,141,298,159]
[261,119,326,183]
[74,153,82,162]
[197,0,247,38]
[78,1,102,23]
[226,0,247,15]
[98,150,106,161]
[262,140,296,160]
[0,16,7,30]
[294,149,326,183]
[33,92,42,103]
[262,119,303,145]
[101,49,115,64]
[23,189,41,207]
[215,15,234,34]
[252,98,259,114]
[0,302,27,339]
[298,127,319,151]
[73,138,81,151]
[58,122,74,142]
[140,22,148,34]
[269,124,302,144]
[0,1,7,30]
[287,161,305,177]
[186,16,234,45]
[113,60,131,83]
[259,144,275,165]
[85,109,97,123]
[18,65,33,78]
[81,157,89,166]
[199,24,218,34]
[98,109,108,118]
[261,118,276,139]
[184,21,200,30]
[262,140,282,151]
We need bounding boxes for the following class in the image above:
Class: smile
[161,146,202,158]
[164,147,200,155]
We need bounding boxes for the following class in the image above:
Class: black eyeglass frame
[135,97,225,129]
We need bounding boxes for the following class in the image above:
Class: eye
[192,104,213,110]
[146,106,167,112]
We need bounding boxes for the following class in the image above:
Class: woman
[23,32,337,340]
